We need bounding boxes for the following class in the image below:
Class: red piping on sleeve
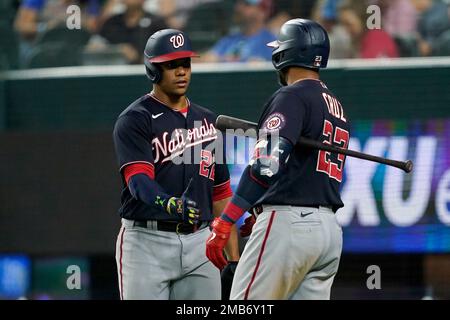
[123,163,155,185]
[213,180,233,202]
[249,169,269,188]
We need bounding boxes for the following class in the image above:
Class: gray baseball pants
[116,218,220,300]
[230,205,342,300]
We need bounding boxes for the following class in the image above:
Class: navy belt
[132,220,210,235]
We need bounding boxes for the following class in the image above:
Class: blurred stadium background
[0,0,449,300]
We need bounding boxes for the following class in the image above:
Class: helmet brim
[149,51,199,63]
[266,40,280,48]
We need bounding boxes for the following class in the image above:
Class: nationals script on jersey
[152,118,217,163]
[113,94,230,221]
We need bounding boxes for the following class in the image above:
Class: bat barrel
[404,160,414,173]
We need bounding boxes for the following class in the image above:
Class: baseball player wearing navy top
[206,19,350,300]
[113,29,239,300]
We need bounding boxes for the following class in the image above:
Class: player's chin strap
[220,135,294,224]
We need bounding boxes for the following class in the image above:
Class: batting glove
[240,214,256,238]
[206,217,232,270]
[165,196,200,225]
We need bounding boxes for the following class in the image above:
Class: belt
[132,220,210,235]
[250,204,336,216]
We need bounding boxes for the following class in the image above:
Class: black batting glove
[154,178,200,225]
[165,196,200,225]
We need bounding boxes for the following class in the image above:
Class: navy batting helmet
[144,29,198,83]
[267,19,330,71]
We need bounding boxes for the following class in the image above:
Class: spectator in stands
[267,0,318,35]
[374,0,418,37]
[410,0,450,56]
[158,0,222,30]
[267,0,293,36]
[96,0,124,26]
[14,0,99,41]
[200,0,276,63]
[338,3,399,58]
[365,0,418,57]
[99,0,167,64]
[14,0,99,67]
[314,0,353,59]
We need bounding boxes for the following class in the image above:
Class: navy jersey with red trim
[256,79,350,210]
[113,94,230,221]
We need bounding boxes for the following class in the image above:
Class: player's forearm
[225,224,240,261]
[212,197,230,217]
[128,173,170,208]
[213,197,240,261]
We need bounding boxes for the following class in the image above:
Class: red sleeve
[212,179,233,202]
[123,162,155,186]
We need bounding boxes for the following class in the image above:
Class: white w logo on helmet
[169,34,185,48]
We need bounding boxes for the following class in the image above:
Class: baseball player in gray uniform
[206,19,349,300]
[113,29,240,300]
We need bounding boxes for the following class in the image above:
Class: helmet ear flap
[277,69,288,87]
[143,29,197,84]
[272,51,284,69]
[145,63,162,83]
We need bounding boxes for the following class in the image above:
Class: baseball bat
[216,115,413,173]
